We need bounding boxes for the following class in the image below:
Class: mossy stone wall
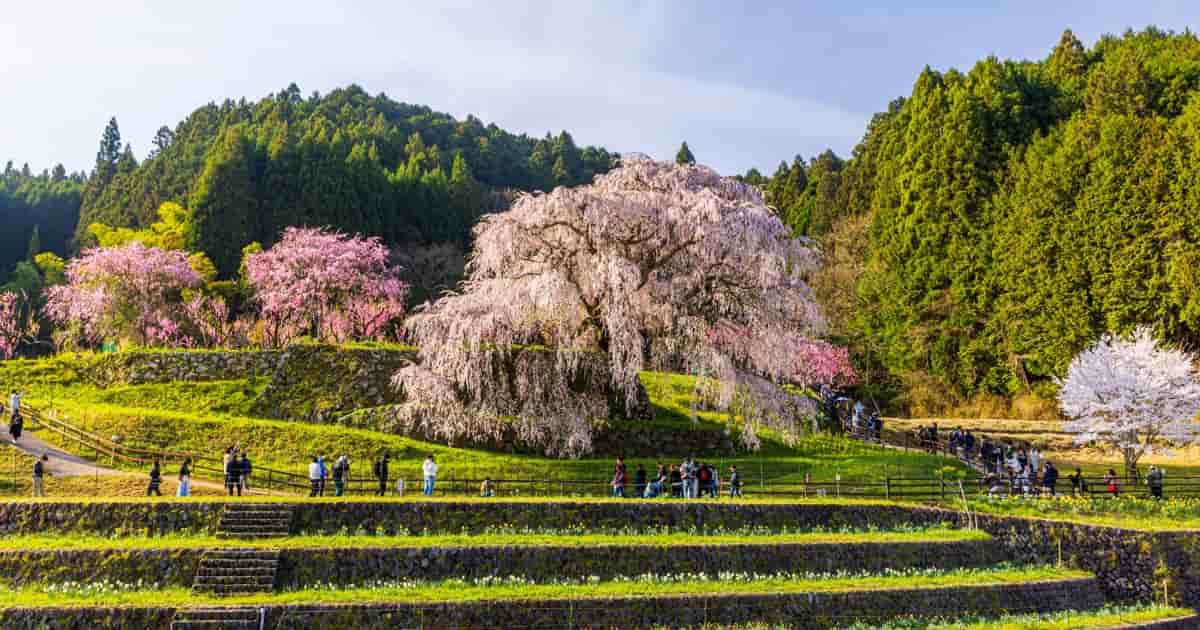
[0,501,223,536]
[0,549,201,587]
[275,539,1002,586]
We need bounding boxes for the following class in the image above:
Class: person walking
[239,453,252,493]
[669,464,682,498]
[32,454,47,497]
[332,455,348,497]
[1067,468,1084,497]
[9,390,21,419]
[146,459,163,496]
[422,454,438,497]
[1146,466,1165,501]
[728,465,742,498]
[374,453,390,497]
[8,409,22,443]
[308,457,322,498]
[225,454,241,496]
[611,457,626,498]
[177,458,192,497]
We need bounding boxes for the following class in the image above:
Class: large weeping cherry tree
[1058,327,1200,478]
[394,156,830,457]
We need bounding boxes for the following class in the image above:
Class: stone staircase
[217,503,294,539]
[170,606,262,629]
[191,548,281,596]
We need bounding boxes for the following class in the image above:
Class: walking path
[7,431,122,477]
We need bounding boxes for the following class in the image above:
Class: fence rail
[8,402,1200,501]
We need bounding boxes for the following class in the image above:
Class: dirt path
[8,431,122,477]
[8,430,276,495]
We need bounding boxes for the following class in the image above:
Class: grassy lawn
[840,604,1195,629]
[0,566,1086,609]
[20,394,962,492]
[968,496,1200,530]
[0,526,988,551]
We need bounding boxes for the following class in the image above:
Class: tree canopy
[75,84,617,276]
[791,28,1200,412]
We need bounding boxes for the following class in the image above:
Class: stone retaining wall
[290,501,956,535]
[0,608,176,630]
[0,501,223,536]
[961,511,1200,608]
[0,578,1103,630]
[273,539,1001,586]
[85,350,284,387]
[0,539,1001,589]
[0,549,202,587]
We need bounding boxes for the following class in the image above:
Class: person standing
[32,454,47,497]
[480,478,494,497]
[239,453,252,493]
[633,464,647,499]
[9,390,21,419]
[422,454,438,497]
[728,465,742,498]
[611,457,626,498]
[177,458,192,497]
[316,455,328,497]
[1041,461,1058,497]
[332,455,348,497]
[146,459,163,496]
[1104,469,1120,497]
[308,457,322,498]
[225,454,241,496]
[375,453,390,497]
[1146,466,1165,501]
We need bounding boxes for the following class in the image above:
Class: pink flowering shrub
[243,227,407,345]
[43,242,201,347]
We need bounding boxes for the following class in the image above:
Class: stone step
[216,532,290,539]
[195,569,277,579]
[198,561,278,570]
[217,524,290,532]
[171,607,260,629]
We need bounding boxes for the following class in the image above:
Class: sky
[2,1,1198,176]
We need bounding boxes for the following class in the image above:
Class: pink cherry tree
[395,156,834,456]
[43,242,202,347]
[243,227,407,345]
[0,291,39,359]
[1058,326,1200,478]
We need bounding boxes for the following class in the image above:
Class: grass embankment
[0,565,1086,609]
[0,526,987,551]
[843,604,1197,629]
[969,496,1200,531]
[0,350,964,498]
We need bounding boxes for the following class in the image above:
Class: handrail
[23,404,311,493]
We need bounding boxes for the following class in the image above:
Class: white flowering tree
[1058,326,1200,478]
[394,156,829,457]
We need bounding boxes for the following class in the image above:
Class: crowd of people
[610,456,743,499]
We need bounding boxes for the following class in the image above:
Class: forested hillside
[76,84,617,275]
[792,28,1200,414]
[0,164,84,284]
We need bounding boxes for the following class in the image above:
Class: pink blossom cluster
[44,242,202,346]
[244,227,407,345]
[0,292,22,359]
[399,156,841,454]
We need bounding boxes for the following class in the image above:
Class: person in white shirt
[9,390,20,419]
[422,454,438,496]
[308,457,322,498]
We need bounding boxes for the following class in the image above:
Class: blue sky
[2,1,1197,176]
